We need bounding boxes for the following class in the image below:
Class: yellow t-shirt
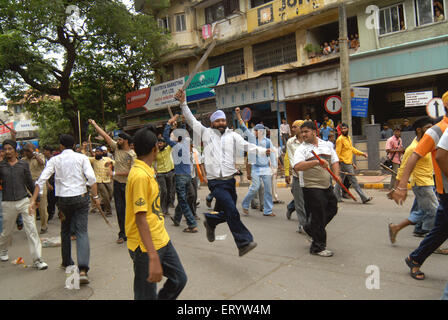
[335,135,364,165]
[397,138,434,187]
[125,159,170,252]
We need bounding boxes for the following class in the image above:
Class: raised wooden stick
[311,150,357,201]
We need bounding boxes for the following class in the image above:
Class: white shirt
[181,102,267,180]
[293,138,339,189]
[280,123,291,135]
[36,149,97,197]
[293,138,339,166]
[438,129,448,151]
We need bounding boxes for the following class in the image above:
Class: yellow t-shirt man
[125,159,170,252]
[396,138,434,187]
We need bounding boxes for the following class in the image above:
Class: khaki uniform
[24,154,48,231]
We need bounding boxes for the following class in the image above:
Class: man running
[388,116,437,244]
[177,89,270,256]
[391,91,448,280]
[293,121,340,257]
[31,134,100,284]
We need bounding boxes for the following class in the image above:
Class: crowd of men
[1,88,448,300]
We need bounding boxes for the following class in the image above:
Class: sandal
[183,227,198,233]
[388,223,397,244]
[405,257,425,280]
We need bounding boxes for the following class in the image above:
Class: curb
[233,182,412,190]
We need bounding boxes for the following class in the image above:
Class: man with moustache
[89,120,136,244]
[177,89,271,257]
[333,123,372,204]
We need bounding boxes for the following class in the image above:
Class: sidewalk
[233,174,396,190]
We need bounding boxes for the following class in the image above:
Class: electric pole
[339,0,352,136]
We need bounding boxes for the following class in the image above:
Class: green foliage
[304,43,314,53]
[0,0,170,140]
[24,98,71,147]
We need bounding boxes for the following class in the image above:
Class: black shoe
[48,214,54,221]
[206,199,212,208]
[413,231,428,237]
[286,208,294,220]
[238,242,257,257]
[362,197,373,204]
[203,219,215,242]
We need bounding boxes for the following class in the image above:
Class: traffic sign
[324,95,342,114]
[426,98,445,119]
[242,107,252,121]
[351,87,370,118]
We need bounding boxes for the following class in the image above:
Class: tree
[0,0,169,141]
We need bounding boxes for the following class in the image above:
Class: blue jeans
[410,193,448,266]
[408,186,438,231]
[242,173,273,215]
[443,282,448,300]
[205,178,253,248]
[129,241,187,300]
[174,175,197,228]
[113,181,127,240]
[58,194,90,272]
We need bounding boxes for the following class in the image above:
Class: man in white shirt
[30,134,100,284]
[294,121,340,257]
[176,89,270,257]
[280,119,291,147]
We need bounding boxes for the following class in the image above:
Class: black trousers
[303,187,338,253]
[47,186,57,218]
[187,177,198,216]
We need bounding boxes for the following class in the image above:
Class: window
[415,0,445,26]
[251,0,272,8]
[379,4,406,35]
[205,0,239,24]
[253,34,297,71]
[14,105,24,114]
[158,16,171,32]
[179,62,189,78]
[162,65,174,82]
[175,13,186,32]
[209,49,245,78]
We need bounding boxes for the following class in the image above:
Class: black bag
[382,152,396,169]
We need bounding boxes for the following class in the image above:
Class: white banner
[14,119,39,132]
[405,91,433,107]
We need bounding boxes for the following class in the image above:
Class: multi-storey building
[127,0,448,169]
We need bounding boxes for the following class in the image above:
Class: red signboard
[0,122,14,135]
[126,88,151,111]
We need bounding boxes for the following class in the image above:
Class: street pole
[338,0,352,136]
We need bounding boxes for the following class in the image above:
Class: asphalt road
[0,187,447,300]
